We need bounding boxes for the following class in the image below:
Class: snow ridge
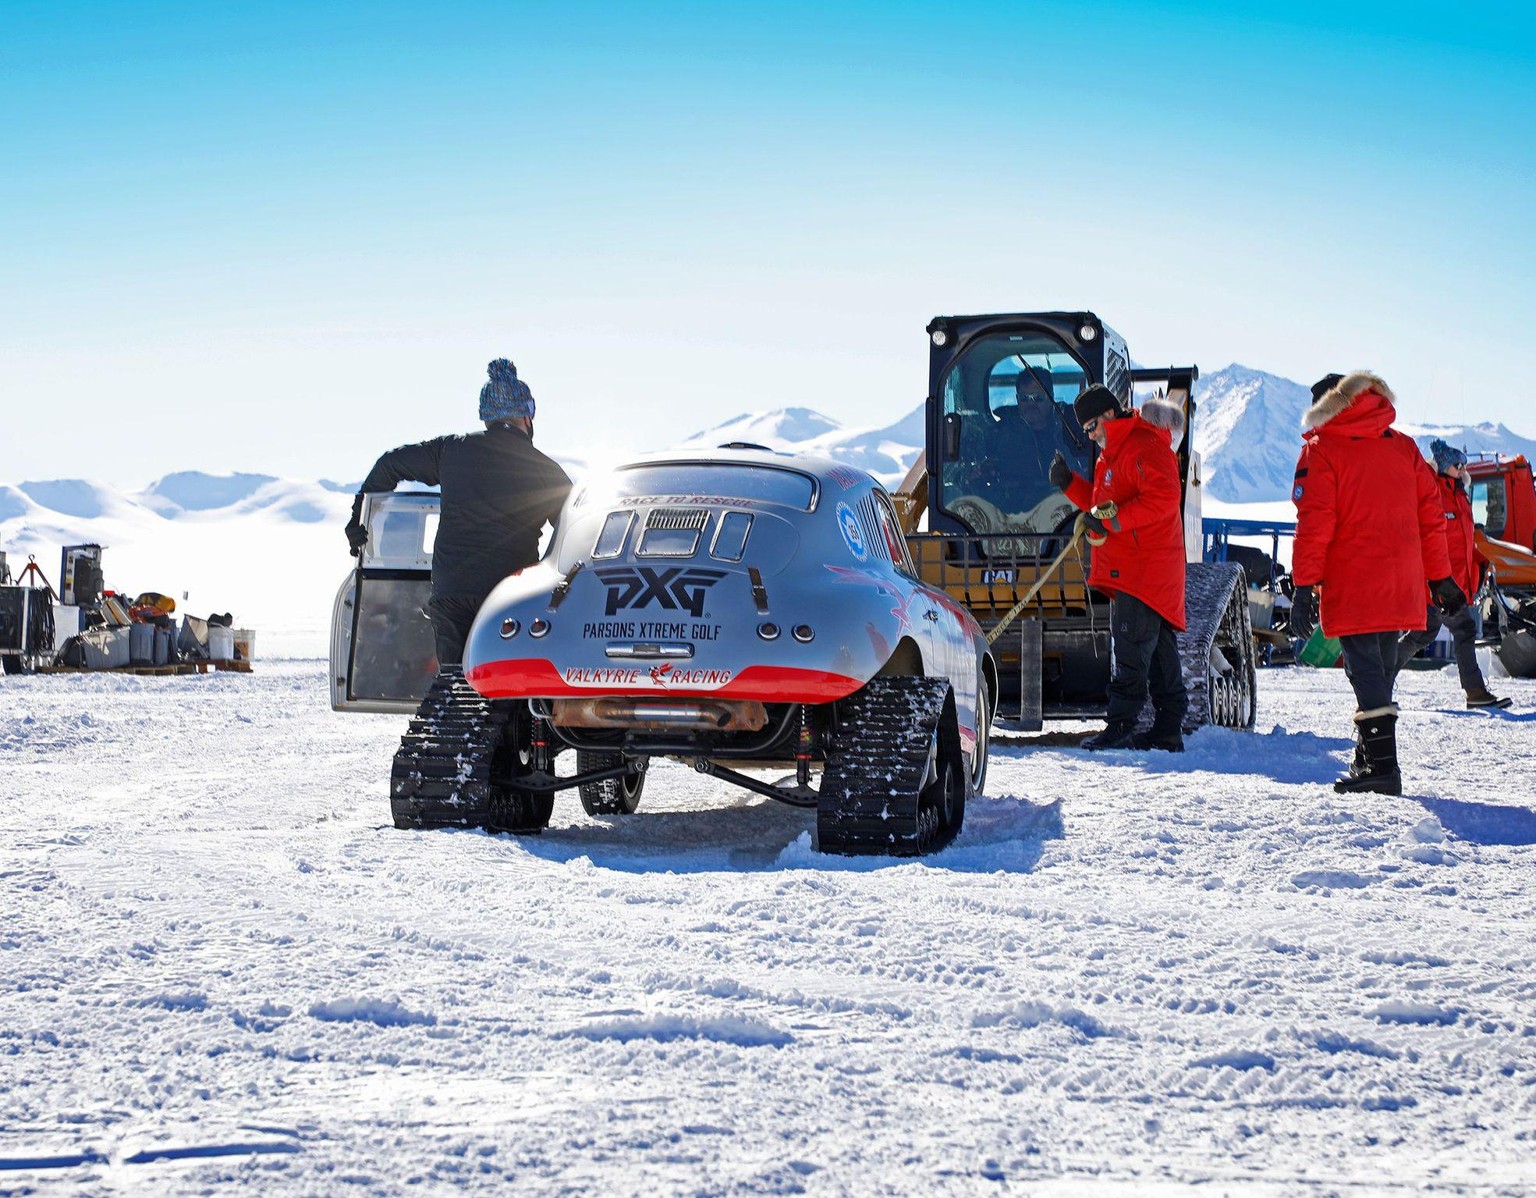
[3,378,1532,657]
[1192,365,1315,503]
[681,403,924,484]
[1193,365,1536,502]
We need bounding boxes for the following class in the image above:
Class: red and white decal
[557,663,735,689]
[467,659,862,703]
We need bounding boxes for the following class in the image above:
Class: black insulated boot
[1333,706,1401,796]
[1343,732,1367,779]
[1466,687,1511,710]
[1082,719,1138,751]
[1131,712,1185,752]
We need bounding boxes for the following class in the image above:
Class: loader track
[817,676,964,857]
[389,668,549,832]
[1177,562,1257,733]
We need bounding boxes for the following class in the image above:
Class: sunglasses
[1081,416,1102,434]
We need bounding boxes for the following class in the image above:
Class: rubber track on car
[817,676,951,857]
[389,667,503,829]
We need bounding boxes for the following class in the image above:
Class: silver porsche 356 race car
[331,447,995,856]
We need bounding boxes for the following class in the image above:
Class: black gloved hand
[345,492,368,558]
[1078,512,1107,545]
[1430,576,1467,616]
[1289,584,1318,639]
[1048,451,1073,489]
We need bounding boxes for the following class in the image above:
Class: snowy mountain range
[683,377,1536,505]
[4,374,1533,655]
[7,372,1525,530]
[1190,365,1536,502]
[680,404,925,482]
[1186,367,1316,503]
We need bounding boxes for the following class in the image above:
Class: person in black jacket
[345,359,573,666]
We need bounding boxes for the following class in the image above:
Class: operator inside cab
[966,364,1093,533]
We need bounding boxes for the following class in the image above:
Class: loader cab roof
[926,311,1131,404]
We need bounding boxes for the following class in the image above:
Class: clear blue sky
[3,1,1532,485]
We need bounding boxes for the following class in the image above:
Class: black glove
[1430,576,1467,616]
[345,492,368,557]
[1048,451,1073,489]
[1289,584,1318,639]
[1078,512,1107,545]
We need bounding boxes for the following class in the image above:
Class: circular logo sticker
[837,502,868,561]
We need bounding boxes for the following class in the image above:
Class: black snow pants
[1339,631,1401,712]
[1106,592,1188,726]
[1395,604,1485,692]
[427,593,487,668]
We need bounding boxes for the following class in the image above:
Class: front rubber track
[817,676,964,857]
[389,667,550,833]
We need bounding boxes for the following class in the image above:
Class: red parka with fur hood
[1064,400,1187,629]
[1291,373,1451,637]
[1435,472,1486,604]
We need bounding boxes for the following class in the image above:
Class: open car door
[330,492,441,712]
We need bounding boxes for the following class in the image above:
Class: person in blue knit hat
[1394,439,1510,708]
[345,359,572,666]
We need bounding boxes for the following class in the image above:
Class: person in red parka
[1289,372,1466,795]
[1049,385,1189,751]
[1394,440,1509,708]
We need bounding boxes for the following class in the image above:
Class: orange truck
[1466,453,1536,675]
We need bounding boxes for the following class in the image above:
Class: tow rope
[984,518,1089,647]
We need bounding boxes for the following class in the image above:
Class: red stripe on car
[465,659,865,703]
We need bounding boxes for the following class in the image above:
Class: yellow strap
[984,521,1088,646]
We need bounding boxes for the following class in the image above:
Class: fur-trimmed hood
[1139,394,1187,448]
[1302,371,1396,431]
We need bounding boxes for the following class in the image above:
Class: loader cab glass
[937,331,1097,543]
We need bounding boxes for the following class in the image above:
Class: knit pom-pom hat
[479,358,535,421]
[1430,438,1468,473]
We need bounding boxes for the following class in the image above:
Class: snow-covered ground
[3,661,1534,1195]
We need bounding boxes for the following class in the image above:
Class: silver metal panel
[463,448,992,748]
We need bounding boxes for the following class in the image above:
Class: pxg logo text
[594,566,727,617]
